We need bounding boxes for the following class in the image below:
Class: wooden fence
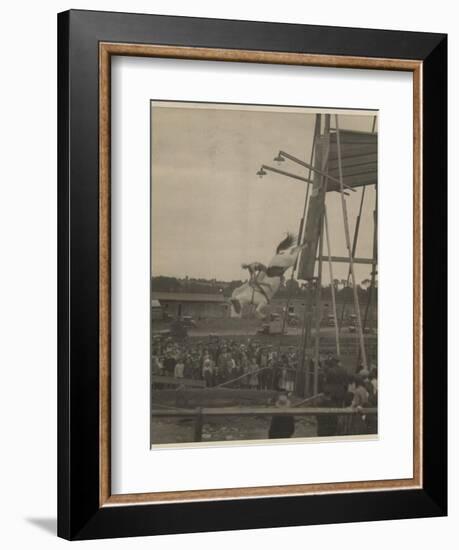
[151,406,377,442]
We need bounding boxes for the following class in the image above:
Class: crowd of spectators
[152,337,377,406]
[151,336,299,391]
[152,337,378,437]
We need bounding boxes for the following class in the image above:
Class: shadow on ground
[26,517,56,536]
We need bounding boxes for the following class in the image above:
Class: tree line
[152,276,377,303]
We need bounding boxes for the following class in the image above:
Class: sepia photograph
[150,101,378,447]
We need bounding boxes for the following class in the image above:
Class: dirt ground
[151,414,317,445]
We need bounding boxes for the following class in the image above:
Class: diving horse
[230,233,306,320]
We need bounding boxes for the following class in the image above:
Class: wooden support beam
[260,164,312,184]
[151,406,377,417]
[297,122,329,280]
[279,149,355,191]
[194,408,203,442]
[261,164,350,195]
[318,255,375,265]
[335,116,368,371]
[152,375,206,388]
[324,208,341,356]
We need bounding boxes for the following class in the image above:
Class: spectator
[174,358,185,379]
[268,394,295,439]
[323,359,349,406]
[248,358,259,390]
[163,353,176,377]
[369,367,378,406]
[202,354,214,387]
[349,375,370,435]
[351,375,370,410]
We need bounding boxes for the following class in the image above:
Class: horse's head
[268,233,302,271]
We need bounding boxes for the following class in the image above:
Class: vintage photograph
[150,101,378,447]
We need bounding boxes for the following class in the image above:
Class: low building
[152,291,230,320]
[151,299,163,320]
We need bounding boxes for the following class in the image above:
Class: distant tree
[285,278,300,296]
[338,285,354,304]
[321,285,333,301]
[151,276,181,293]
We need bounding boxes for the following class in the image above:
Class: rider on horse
[231,233,304,319]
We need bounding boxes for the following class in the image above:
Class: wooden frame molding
[99,42,423,507]
[58,10,447,540]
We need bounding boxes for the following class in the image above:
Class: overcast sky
[151,102,377,284]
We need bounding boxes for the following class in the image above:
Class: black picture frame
[58,9,447,540]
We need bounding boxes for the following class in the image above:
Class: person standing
[258,350,268,389]
[315,389,339,437]
[268,394,295,439]
[163,353,176,377]
[265,359,274,390]
[202,354,214,388]
[249,358,259,390]
[227,354,236,376]
[349,375,370,434]
[323,359,349,407]
[240,353,250,388]
[174,358,185,379]
[191,353,201,380]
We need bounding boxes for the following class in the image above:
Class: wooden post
[363,195,378,332]
[324,207,341,356]
[299,114,321,396]
[339,185,366,331]
[300,284,313,397]
[335,115,368,371]
[313,221,324,395]
[297,117,329,281]
[280,217,306,340]
[194,407,203,442]
[312,115,331,395]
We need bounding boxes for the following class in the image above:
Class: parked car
[257,313,284,335]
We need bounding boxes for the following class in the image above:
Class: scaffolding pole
[313,218,325,395]
[363,192,378,332]
[300,114,321,396]
[335,115,368,370]
[324,207,341,356]
[339,115,377,332]
[312,114,331,395]
[339,185,366,330]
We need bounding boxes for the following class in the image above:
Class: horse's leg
[255,299,268,320]
[230,298,242,317]
[230,285,247,316]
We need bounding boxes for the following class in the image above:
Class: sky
[151,102,377,284]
